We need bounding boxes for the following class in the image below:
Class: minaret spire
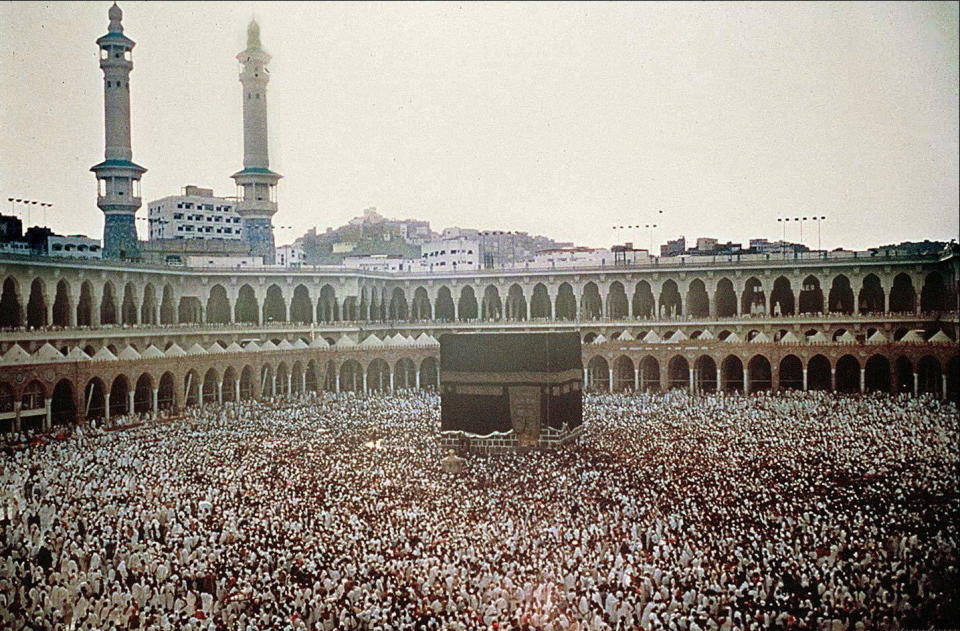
[91,2,145,259]
[231,17,281,264]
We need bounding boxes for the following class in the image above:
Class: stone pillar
[287,373,292,396]
[452,298,459,322]
[831,368,836,391]
[68,297,78,327]
[89,286,102,327]
[127,390,135,416]
[44,398,52,431]
[218,381,223,404]
[389,372,395,393]
[45,301,54,329]
[271,374,277,397]
[14,401,21,433]
[633,368,640,392]
[582,368,589,389]
[334,366,340,393]
[802,368,808,391]
[859,368,865,394]
[436,364,441,387]
[234,380,241,402]
[415,370,421,390]
[708,293,716,318]
[152,388,159,413]
[853,291,860,315]
[942,374,947,400]
[608,367,614,393]
[716,366,722,392]
[913,372,918,397]
[743,368,750,394]
[689,367,695,394]
[152,303,160,326]
[104,392,111,422]
[883,289,890,314]
[362,372,368,395]
[301,371,307,394]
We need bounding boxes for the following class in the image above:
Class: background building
[147,186,242,241]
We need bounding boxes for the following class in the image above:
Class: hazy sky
[1,1,957,251]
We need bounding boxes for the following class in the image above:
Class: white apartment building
[276,243,305,267]
[47,235,102,259]
[342,254,424,272]
[147,185,243,241]
[420,236,479,270]
[525,247,613,268]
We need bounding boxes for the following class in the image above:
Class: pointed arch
[715,278,737,317]
[769,276,794,316]
[607,282,629,319]
[741,278,764,316]
[685,279,709,318]
[318,284,339,322]
[0,276,23,328]
[798,275,823,314]
[779,355,803,390]
[828,275,854,314]
[889,273,916,313]
[746,355,771,392]
[134,373,153,414]
[26,278,48,328]
[51,379,76,425]
[53,279,72,327]
[121,282,138,325]
[506,284,527,321]
[206,285,231,324]
[581,282,603,320]
[262,284,287,322]
[411,287,432,320]
[140,283,157,325]
[529,283,551,319]
[159,284,176,324]
[555,283,577,321]
[482,285,503,320]
[290,284,312,323]
[235,284,259,323]
[858,274,884,314]
[435,286,455,321]
[100,281,118,325]
[920,271,947,312]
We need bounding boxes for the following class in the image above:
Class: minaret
[91,2,146,259]
[231,19,281,265]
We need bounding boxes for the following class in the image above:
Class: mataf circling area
[1,391,957,630]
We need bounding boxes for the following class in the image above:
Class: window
[177,203,183,208]
[173,213,183,219]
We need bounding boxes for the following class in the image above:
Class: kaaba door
[508,386,541,446]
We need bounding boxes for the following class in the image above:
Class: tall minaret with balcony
[90,3,146,259]
[231,19,281,264]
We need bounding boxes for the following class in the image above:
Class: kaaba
[439,332,583,452]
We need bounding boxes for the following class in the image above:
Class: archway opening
[639,356,660,391]
[889,273,915,313]
[715,278,737,317]
[721,355,744,393]
[222,368,237,402]
[458,287,478,321]
[318,285,339,322]
[420,357,439,389]
[770,276,794,316]
[263,285,287,323]
[920,272,947,312]
[587,356,610,391]
[27,278,47,328]
[275,363,289,397]
[632,281,654,318]
[0,277,23,328]
[121,283,138,325]
[530,284,551,319]
[835,355,860,393]
[239,366,254,400]
[607,282,630,319]
[202,368,219,403]
[828,276,854,314]
[741,278,764,316]
[53,280,72,327]
[235,285,259,323]
[83,378,106,420]
[178,296,202,324]
[807,355,831,391]
[157,372,176,411]
[389,287,409,320]
[184,370,201,407]
[159,285,176,324]
[100,282,118,325]
[694,355,717,393]
[435,287,455,321]
[659,281,682,318]
[667,355,690,390]
[395,358,417,389]
[506,284,527,321]
[858,274,884,314]
[482,285,503,320]
[367,359,391,392]
[109,375,129,418]
[290,285,312,323]
[779,355,803,390]
[206,285,231,324]
[686,279,709,318]
[796,276,823,314]
[894,357,913,394]
[747,355,771,392]
[864,355,891,393]
[51,379,76,425]
[411,287,432,320]
[555,283,577,320]
[133,373,153,414]
[917,356,941,396]
[612,355,635,392]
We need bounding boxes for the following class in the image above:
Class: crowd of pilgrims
[1,388,957,631]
